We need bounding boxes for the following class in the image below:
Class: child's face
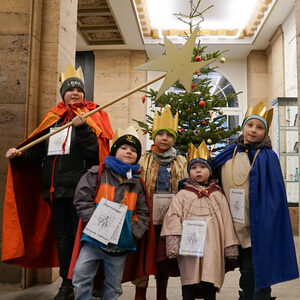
[154,130,175,152]
[189,162,210,184]
[115,144,138,164]
[243,118,266,144]
[64,87,84,108]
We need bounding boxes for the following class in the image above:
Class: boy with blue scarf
[72,127,150,300]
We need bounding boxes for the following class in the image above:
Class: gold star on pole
[136,28,215,98]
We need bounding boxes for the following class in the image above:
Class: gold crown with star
[112,126,139,145]
[60,64,85,84]
[243,101,273,127]
[187,141,210,162]
[152,105,178,133]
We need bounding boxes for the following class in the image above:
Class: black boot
[54,285,74,300]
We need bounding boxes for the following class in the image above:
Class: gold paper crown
[60,64,85,84]
[152,105,178,133]
[187,141,210,162]
[243,101,273,127]
[112,126,139,145]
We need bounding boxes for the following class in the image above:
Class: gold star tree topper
[136,28,215,98]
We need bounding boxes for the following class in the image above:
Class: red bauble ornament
[195,130,199,134]
[180,128,184,132]
[187,108,190,111]
[201,121,207,125]
[195,56,202,62]
[226,140,229,144]
[235,101,238,105]
[191,83,197,89]
[143,131,147,134]
[199,100,206,107]
[142,95,145,103]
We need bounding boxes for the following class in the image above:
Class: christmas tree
[134,0,241,155]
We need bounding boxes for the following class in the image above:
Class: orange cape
[68,163,157,282]
[1,101,113,268]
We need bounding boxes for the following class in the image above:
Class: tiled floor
[0,238,299,300]
[0,273,299,300]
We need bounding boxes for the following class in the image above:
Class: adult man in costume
[3,64,113,300]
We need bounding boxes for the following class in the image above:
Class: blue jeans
[73,242,127,300]
[238,247,272,300]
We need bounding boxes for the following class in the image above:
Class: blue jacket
[213,142,299,288]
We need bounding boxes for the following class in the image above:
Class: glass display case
[272,97,298,205]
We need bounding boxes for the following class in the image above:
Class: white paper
[47,127,72,155]
[109,209,127,244]
[152,193,174,225]
[229,188,245,223]
[179,219,208,257]
[83,198,127,245]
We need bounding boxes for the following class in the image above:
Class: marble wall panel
[40,0,61,43]
[94,50,147,144]
[247,50,269,107]
[0,0,31,35]
[268,27,285,100]
[0,35,29,105]
[59,0,78,58]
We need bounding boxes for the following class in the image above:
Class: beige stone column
[295,0,300,265]
[267,26,285,101]
[0,0,78,287]
[247,50,269,108]
[93,50,147,147]
[247,27,285,107]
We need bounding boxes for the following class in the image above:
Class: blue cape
[213,144,299,288]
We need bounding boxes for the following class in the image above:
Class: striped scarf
[151,145,177,166]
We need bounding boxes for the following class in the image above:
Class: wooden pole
[16,73,166,153]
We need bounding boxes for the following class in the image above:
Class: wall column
[0,0,78,287]
[247,50,269,108]
[93,50,147,146]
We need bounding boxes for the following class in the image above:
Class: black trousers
[238,247,272,300]
[155,225,170,280]
[50,198,79,284]
[182,282,217,300]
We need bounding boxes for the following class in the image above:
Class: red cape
[1,101,113,268]
[68,163,157,282]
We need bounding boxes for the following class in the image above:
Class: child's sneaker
[54,285,74,300]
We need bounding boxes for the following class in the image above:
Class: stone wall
[267,26,285,102]
[93,50,147,147]
[247,50,269,108]
[0,0,78,287]
[0,0,41,286]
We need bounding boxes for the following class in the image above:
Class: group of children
[69,102,298,300]
[3,63,298,300]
